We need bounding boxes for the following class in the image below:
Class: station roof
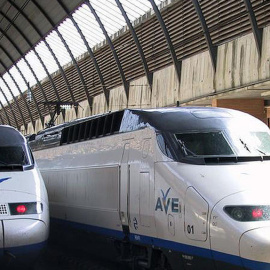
[0,0,166,131]
[0,0,164,95]
[0,0,84,75]
[1,0,270,132]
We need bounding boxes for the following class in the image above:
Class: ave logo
[155,187,180,214]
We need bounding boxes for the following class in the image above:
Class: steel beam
[0,45,43,129]
[243,0,263,56]
[0,59,35,129]
[0,110,4,124]
[31,0,93,113]
[192,0,217,71]
[0,10,60,103]
[0,86,19,129]
[148,0,181,82]
[0,72,28,130]
[85,0,130,100]
[5,69,35,129]
[0,28,51,124]
[9,0,77,117]
[115,0,153,89]
[0,99,11,126]
[57,0,109,106]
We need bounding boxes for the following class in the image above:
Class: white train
[0,125,49,268]
[29,107,270,270]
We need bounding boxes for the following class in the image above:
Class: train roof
[0,125,26,146]
[28,107,265,151]
[124,107,253,132]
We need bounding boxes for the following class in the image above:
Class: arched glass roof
[0,0,165,106]
[1,0,268,131]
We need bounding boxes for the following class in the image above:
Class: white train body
[0,125,49,266]
[30,107,270,269]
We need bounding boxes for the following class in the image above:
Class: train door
[129,136,156,237]
[184,187,208,241]
[120,143,130,237]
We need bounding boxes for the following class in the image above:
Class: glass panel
[0,78,12,101]
[35,41,59,75]
[9,67,28,94]
[230,131,270,156]
[45,31,72,67]
[58,18,87,58]
[25,51,47,81]
[0,146,29,166]
[16,59,36,88]
[3,73,19,97]
[175,132,234,156]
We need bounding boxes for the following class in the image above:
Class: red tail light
[8,202,43,215]
[16,205,27,214]
[252,208,263,219]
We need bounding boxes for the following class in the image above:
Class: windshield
[175,130,270,158]
[0,146,30,166]
[175,131,234,156]
[229,131,270,156]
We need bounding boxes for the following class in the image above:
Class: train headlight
[224,206,270,221]
[8,202,43,215]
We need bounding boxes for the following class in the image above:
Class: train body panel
[30,107,270,269]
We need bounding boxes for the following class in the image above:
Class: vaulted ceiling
[0,0,269,132]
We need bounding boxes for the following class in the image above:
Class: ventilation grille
[0,204,8,215]
[61,111,124,145]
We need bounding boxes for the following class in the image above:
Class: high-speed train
[0,125,49,268]
[29,107,270,270]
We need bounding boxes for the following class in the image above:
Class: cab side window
[156,134,173,159]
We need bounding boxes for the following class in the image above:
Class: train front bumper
[240,226,270,269]
[0,219,48,262]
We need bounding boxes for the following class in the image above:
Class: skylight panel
[16,59,36,89]
[0,78,12,102]
[35,41,59,74]
[25,51,47,82]
[2,73,19,97]
[9,67,28,95]
[0,92,6,106]
[58,18,87,59]
[46,31,72,67]
[73,4,106,48]
[90,0,127,35]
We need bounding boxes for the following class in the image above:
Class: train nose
[240,226,270,269]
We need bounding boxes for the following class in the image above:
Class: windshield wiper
[0,160,23,167]
[239,138,268,156]
[256,148,266,155]
[178,140,197,157]
[239,139,251,152]
[0,160,8,165]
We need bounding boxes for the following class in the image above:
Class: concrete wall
[26,25,270,134]
[128,76,152,109]
[151,65,179,108]
[180,50,215,102]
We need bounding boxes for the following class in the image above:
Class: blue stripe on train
[51,218,270,270]
[0,241,47,256]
